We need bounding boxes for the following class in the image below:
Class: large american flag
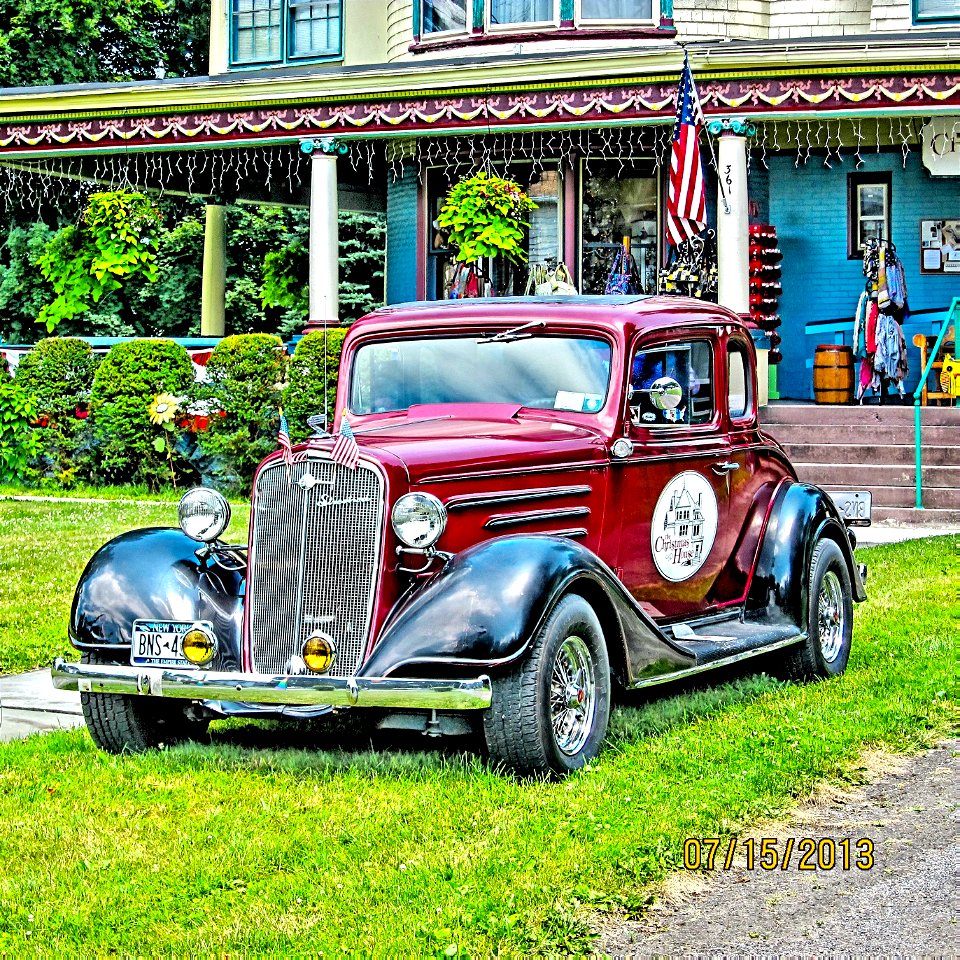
[666,55,707,247]
[331,416,361,471]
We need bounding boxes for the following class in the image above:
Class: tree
[0,0,209,87]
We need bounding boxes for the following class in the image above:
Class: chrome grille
[247,456,384,677]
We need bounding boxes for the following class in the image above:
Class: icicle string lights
[0,116,947,212]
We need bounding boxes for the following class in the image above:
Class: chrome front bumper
[51,658,492,711]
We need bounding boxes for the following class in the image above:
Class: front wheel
[781,538,853,681]
[80,651,210,754]
[483,595,611,777]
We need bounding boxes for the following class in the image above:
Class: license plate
[131,620,210,667]
[830,491,872,527]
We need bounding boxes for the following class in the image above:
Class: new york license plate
[829,491,872,526]
[131,620,210,667]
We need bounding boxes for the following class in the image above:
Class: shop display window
[428,164,563,300]
[580,159,659,295]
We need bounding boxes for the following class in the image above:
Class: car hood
[354,405,609,483]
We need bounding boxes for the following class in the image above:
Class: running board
[629,629,805,690]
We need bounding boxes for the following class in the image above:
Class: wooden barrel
[813,344,854,404]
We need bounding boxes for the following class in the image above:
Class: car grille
[247,455,384,678]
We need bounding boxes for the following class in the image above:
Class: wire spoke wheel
[549,635,596,757]
[817,569,846,663]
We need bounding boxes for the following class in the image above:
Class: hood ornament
[298,472,333,491]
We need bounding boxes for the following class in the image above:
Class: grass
[0,498,250,675]
[0,482,187,503]
[0,502,955,952]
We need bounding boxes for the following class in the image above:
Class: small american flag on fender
[331,416,361,470]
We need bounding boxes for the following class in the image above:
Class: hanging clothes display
[854,238,909,402]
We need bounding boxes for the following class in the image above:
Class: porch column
[301,138,347,331]
[200,203,226,337]
[709,119,755,316]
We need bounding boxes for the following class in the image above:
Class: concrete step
[795,463,960,493]
[781,443,958,467]
[760,402,960,427]
[818,483,959,510]
[765,423,960,447]
[871,506,960,526]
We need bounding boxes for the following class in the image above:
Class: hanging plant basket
[436,171,537,267]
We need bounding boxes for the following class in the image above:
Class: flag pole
[680,44,731,216]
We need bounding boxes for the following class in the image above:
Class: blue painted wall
[386,165,418,305]
[768,151,960,400]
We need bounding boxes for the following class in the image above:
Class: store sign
[921,119,960,177]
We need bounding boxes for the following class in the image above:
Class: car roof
[360,295,747,340]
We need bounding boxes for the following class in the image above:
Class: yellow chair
[913,325,955,405]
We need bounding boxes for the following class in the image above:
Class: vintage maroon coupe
[54,296,868,776]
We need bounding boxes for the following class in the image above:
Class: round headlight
[182,625,217,666]
[178,487,231,543]
[303,633,337,674]
[391,492,447,549]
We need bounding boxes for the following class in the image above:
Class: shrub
[0,379,42,482]
[195,333,288,488]
[15,337,100,416]
[282,328,348,442]
[88,339,196,488]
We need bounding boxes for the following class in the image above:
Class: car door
[610,330,744,620]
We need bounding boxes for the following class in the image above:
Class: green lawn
[0,499,955,952]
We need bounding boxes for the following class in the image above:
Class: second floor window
[422,0,656,34]
[232,0,342,66]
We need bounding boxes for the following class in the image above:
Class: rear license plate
[830,491,872,526]
[131,620,210,667]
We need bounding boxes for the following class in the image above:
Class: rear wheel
[80,651,209,754]
[781,538,853,681]
[483,595,611,777]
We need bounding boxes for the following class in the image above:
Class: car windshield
[350,335,612,415]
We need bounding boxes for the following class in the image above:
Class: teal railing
[914,296,960,509]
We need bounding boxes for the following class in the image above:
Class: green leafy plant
[194,334,288,489]
[281,328,348,442]
[436,172,537,265]
[36,191,163,332]
[88,338,196,488]
[0,378,42,482]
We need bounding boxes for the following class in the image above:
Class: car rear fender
[69,527,245,671]
[747,482,866,628]
[360,535,694,686]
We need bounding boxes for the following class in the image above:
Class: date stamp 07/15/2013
[682,837,875,872]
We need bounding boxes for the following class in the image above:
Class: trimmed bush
[88,339,196,488]
[195,333,288,488]
[282,328,348,442]
[0,379,42,482]
[15,337,99,416]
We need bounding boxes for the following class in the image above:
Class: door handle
[711,461,740,475]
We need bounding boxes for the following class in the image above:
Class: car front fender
[748,482,866,628]
[360,535,694,686]
[70,527,245,671]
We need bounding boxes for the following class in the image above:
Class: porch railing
[914,296,959,509]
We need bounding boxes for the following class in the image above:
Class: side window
[630,341,714,427]
[727,342,751,420]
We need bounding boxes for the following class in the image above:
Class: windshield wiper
[477,319,546,344]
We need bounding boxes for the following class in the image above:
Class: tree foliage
[36,191,163,332]
[0,0,209,87]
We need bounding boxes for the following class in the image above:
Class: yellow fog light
[303,633,336,674]
[182,626,217,666]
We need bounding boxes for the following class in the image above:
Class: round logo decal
[650,471,718,582]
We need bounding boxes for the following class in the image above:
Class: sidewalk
[0,669,84,742]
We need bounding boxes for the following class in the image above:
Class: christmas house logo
[651,471,718,582]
